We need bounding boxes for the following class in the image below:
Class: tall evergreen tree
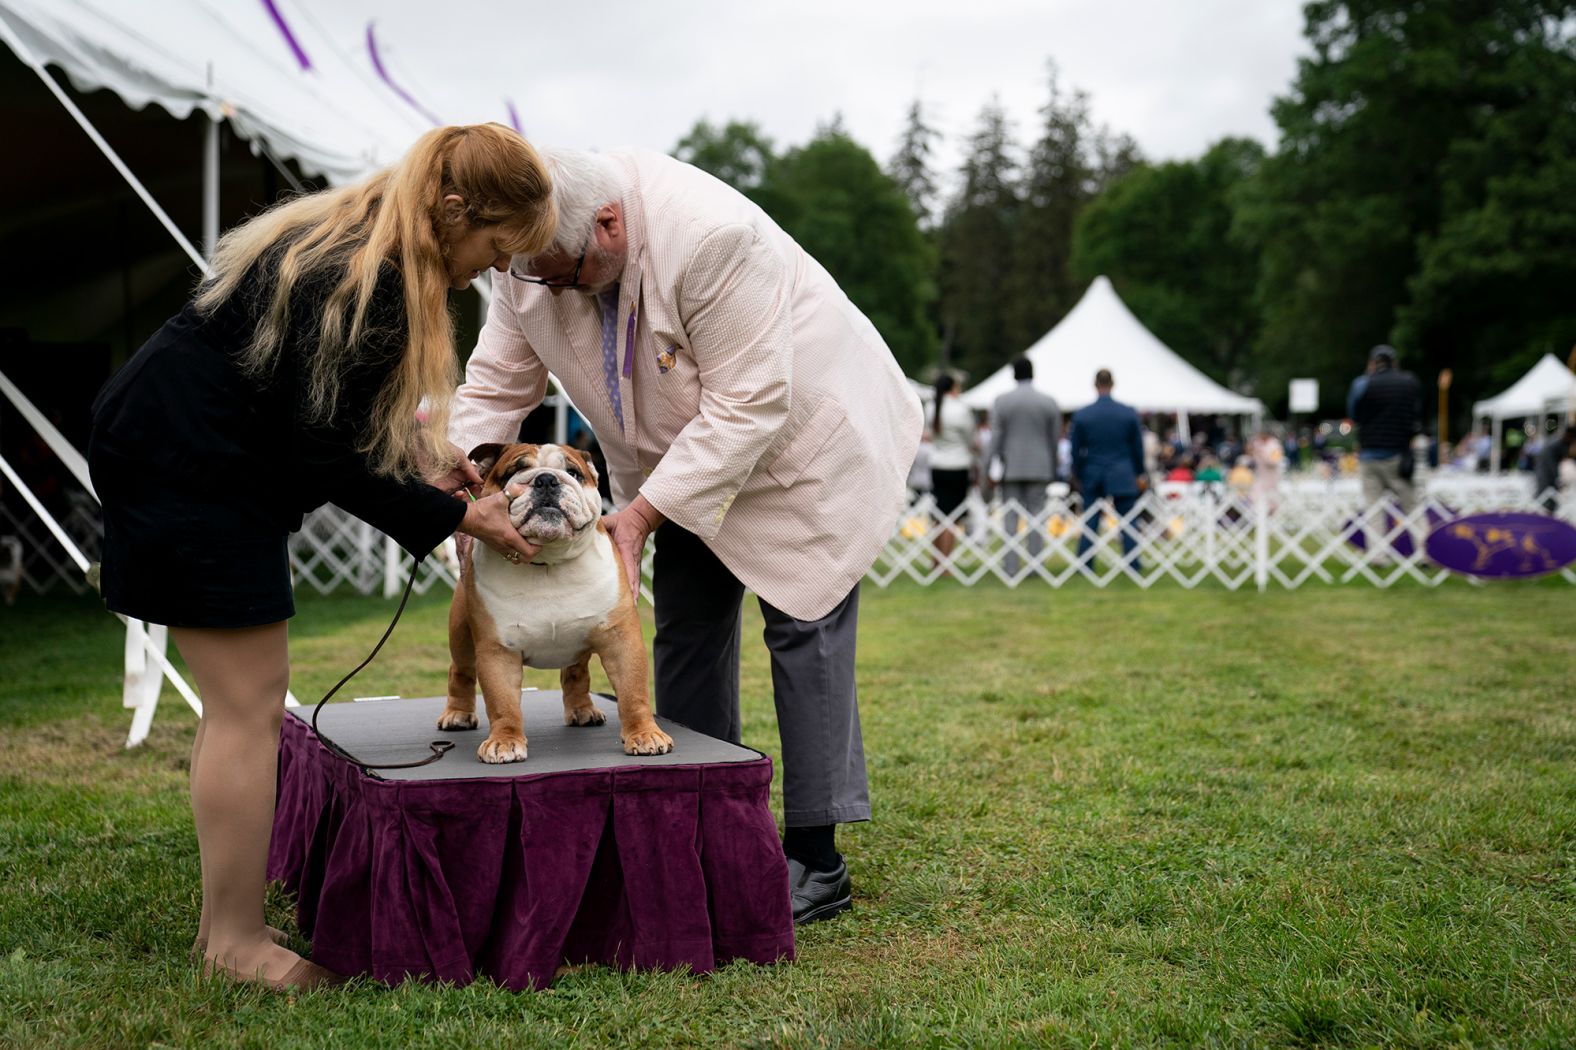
[1006,63,1101,354]
[938,99,1020,379]
[1071,139,1266,387]
[1394,18,1576,397]
[771,129,938,373]
[672,119,777,199]
[1236,0,1576,417]
[887,99,942,228]
[1093,129,1144,190]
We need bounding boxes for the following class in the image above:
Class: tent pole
[0,12,208,273]
[256,138,308,193]
[1490,417,1502,473]
[1178,410,1192,446]
[203,106,220,258]
[0,369,93,495]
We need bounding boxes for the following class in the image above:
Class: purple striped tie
[598,287,624,431]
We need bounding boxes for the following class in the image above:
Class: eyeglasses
[508,239,587,288]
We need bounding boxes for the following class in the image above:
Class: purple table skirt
[266,714,795,990]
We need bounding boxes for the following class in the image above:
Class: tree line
[673,0,1576,424]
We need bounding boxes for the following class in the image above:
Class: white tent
[0,0,470,185]
[960,276,1263,437]
[1470,353,1575,472]
[1471,353,1574,421]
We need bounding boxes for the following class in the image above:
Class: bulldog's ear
[481,443,542,496]
[468,443,505,478]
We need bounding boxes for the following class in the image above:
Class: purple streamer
[366,21,443,126]
[623,306,637,379]
[505,98,524,135]
[260,0,312,70]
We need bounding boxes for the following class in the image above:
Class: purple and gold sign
[1346,506,1450,558]
[1425,513,1576,579]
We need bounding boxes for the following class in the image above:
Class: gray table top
[294,692,763,782]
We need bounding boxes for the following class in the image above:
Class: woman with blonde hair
[88,123,556,991]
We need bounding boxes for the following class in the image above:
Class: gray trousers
[1359,454,1417,557]
[1001,480,1050,575]
[651,523,870,827]
[1360,455,1416,513]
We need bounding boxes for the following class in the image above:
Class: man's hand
[457,492,539,563]
[601,493,666,598]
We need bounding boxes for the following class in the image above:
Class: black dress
[88,259,466,628]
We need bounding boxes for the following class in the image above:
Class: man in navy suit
[1070,369,1146,571]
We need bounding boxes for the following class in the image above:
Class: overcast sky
[318,0,1310,184]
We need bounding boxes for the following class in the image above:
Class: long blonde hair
[195,123,556,479]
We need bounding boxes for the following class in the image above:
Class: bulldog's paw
[563,703,607,727]
[477,732,528,763]
[622,725,674,756]
[436,706,479,731]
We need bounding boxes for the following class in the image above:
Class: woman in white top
[928,373,976,572]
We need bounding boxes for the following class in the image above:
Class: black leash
[308,553,454,771]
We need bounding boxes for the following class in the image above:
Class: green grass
[2,578,1574,1048]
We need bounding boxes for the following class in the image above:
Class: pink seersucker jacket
[449,149,923,622]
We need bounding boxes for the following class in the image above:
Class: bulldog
[439,442,674,763]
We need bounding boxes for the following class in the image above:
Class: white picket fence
[0,492,103,600]
[3,474,1573,604]
[241,472,1576,594]
[875,478,1576,590]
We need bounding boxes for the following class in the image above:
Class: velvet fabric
[267,713,795,989]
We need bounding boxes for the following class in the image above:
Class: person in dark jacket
[1535,427,1576,512]
[1070,369,1146,571]
[1347,345,1423,513]
[88,124,555,991]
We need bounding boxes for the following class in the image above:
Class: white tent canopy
[1471,353,1575,421]
[1470,352,1575,473]
[0,0,448,184]
[960,276,1264,421]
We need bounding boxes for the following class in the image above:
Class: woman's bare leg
[933,525,957,573]
[189,716,209,944]
[171,621,302,983]
[189,715,285,951]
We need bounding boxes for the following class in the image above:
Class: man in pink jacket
[449,147,923,923]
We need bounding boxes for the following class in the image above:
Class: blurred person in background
[1251,430,1285,505]
[1070,369,1145,571]
[988,356,1060,576]
[1227,456,1255,495]
[928,373,976,573]
[1348,343,1422,511]
[1535,428,1576,513]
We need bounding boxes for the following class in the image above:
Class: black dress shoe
[787,855,852,924]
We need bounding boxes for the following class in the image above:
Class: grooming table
[266,693,794,990]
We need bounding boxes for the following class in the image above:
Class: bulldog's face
[475,443,602,546]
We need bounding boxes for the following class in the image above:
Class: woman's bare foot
[202,940,309,988]
[192,924,288,959]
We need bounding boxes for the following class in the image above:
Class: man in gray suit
[989,357,1061,576]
